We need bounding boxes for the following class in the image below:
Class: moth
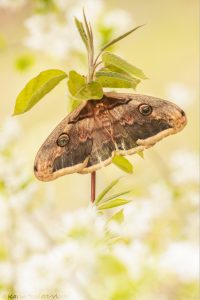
[34,93,187,181]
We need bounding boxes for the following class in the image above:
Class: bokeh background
[0,0,199,299]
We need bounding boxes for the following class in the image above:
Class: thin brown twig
[91,171,96,203]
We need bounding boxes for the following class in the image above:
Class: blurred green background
[0,0,199,299]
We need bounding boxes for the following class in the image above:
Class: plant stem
[91,60,103,80]
[93,50,103,70]
[83,13,96,202]
[91,171,96,203]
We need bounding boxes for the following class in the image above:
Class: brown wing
[80,92,173,173]
[34,101,94,181]
[35,92,184,180]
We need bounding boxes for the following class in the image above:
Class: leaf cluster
[68,14,147,102]
[14,12,147,115]
[95,177,132,211]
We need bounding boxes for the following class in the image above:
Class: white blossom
[24,0,133,59]
[24,0,104,59]
[66,0,104,25]
[0,118,21,151]
[188,191,200,206]
[17,240,97,294]
[101,9,133,33]
[159,242,199,282]
[9,183,38,210]
[114,240,148,279]
[166,83,194,108]
[0,196,10,231]
[170,150,199,184]
[0,262,12,285]
[24,14,73,59]
[58,206,106,239]
[108,182,172,239]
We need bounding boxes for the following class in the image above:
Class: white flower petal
[159,242,199,282]
[166,83,194,108]
[170,150,199,184]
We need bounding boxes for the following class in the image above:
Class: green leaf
[74,17,88,49]
[99,65,133,75]
[100,190,132,204]
[95,177,122,204]
[101,24,145,52]
[83,9,93,53]
[96,71,140,89]
[67,95,82,112]
[109,209,124,223]
[99,65,143,81]
[68,71,103,102]
[137,150,144,159]
[14,69,67,115]
[112,155,133,174]
[97,198,131,210]
[68,70,86,96]
[74,81,103,101]
[69,99,82,112]
[83,9,91,40]
[102,52,148,80]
